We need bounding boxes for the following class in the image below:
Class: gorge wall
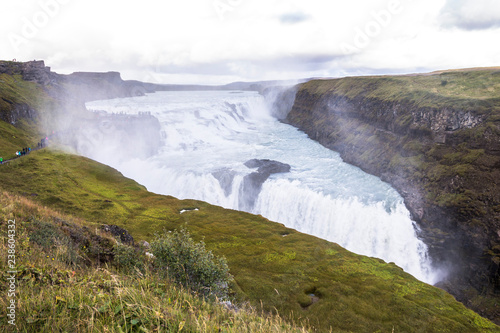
[0,60,155,116]
[284,70,500,320]
[0,60,161,160]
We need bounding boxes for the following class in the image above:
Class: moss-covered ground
[306,68,500,110]
[0,191,308,333]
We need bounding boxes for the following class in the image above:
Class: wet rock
[239,159,291,211]
[212,168,236,196]
[101,224,134,244]
[244,159,291,174]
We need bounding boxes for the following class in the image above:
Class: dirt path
[0,145,45,166]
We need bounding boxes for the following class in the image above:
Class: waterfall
[85,90,442,284]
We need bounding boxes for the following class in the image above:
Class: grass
[0,192,307,332]
[0,149,498,332]
[305,69,500,110]
[0,119,38,160]
[0,71,58,126]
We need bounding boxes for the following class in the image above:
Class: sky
[1,0,500,84]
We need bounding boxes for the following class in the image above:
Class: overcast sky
[1,0,500,84]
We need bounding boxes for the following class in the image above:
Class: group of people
[38,137,48,148]
[0,147,31,165]
[16,147,31,156]
[0,137,49,165]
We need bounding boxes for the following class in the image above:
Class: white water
[86,90,440,284]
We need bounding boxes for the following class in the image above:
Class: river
[85,90,440,284]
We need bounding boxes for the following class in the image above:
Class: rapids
[85,90,440,284]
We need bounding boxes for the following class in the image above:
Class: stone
[239,159,291,211]
[101,224,134,244]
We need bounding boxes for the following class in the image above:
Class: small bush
[113,242,145,273]
[151,229,231,299]
[297,294,313,308]
[29,219,64,250]
[29,219,78,265]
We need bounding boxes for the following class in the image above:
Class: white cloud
[440,0,500,30]
[0,0,498,84]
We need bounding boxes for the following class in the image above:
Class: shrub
[151,229,231,299]
[29,218,78,265]
[113,242,145,273]
[29,219,64,250]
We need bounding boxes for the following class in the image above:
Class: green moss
[403,140,425,155]
[397,113,414,128]
[389,153,427,174]
[262,250,296,264]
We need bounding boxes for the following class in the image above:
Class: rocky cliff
[0,60,162,159]
[284,69,500,321]
[0,60,153,106]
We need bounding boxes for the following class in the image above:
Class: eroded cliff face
[284,72,500,321]
[0,60,162,159]
[0,60,56,86]
[0,60,152,107]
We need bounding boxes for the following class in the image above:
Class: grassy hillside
[0,70,59,122]
[309,68,500,108]
[0,70,57,160]
[0,148,498,332]
[0,72,46,113]
[0,191,307,333]
[0,120,37,160]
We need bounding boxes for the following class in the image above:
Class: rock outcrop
[0,60,57,86]
[284,71,500,322]
[239,159,291,211]
[212,168,237,197]
[101,224,135,244]
[0,60,163,159]
[0,102,38,125]
[60,71,155,103]
[0,60,154,106]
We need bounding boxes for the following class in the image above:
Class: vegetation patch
[151,228,232,299]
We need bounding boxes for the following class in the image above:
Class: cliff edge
[0,60,161,160]
[285,69,500,321]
